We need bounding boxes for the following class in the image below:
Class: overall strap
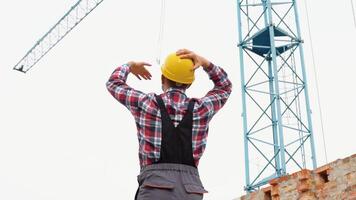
[155,94,196,167]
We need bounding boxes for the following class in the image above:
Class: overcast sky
[0,0,355,199]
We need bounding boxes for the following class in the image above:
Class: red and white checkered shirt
[106,63,232,168]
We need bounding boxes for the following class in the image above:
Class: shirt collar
[166,87,186,95]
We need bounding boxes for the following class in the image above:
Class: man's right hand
[176,49,211,70]
[128,61,152,80]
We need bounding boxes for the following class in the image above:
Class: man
[106,49,232,200]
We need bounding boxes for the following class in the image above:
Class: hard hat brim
[161,65,195,84]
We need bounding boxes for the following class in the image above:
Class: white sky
[0,0,355,199]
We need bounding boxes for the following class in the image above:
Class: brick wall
[238,154,356,200]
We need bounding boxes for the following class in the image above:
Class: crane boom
[13,0,104,73]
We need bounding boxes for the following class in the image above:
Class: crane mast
[236,0,317,192]
[13,0,104,73]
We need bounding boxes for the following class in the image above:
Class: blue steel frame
[236,0,317,192]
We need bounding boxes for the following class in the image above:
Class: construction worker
[106,49,232,200]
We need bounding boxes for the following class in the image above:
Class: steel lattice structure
[236,0,317,191]
[13,0,104,73]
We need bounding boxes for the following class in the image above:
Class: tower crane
[236,0,318,192]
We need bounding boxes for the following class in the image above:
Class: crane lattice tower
[236,0,317,192]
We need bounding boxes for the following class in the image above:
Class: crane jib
[13,0,104,73]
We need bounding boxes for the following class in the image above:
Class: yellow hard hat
[161,53,195,84]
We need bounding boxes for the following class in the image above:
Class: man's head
[161,53,195,92]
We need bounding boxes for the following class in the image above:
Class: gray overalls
[135,95,208,200]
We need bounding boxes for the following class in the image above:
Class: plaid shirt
[106,63,232,168]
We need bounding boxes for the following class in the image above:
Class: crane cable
[303,0,328,164]
[351,0,356,28]
[156,0,167,65]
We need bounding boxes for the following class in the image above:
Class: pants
[135,163,208,200]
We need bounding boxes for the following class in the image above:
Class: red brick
[269,175,290,185]
[315,165,330,175]
[348,192,356,200]
[298,180,311,193]
[271,196,280,200]
[269,178,279,186]
[271,185,279,197]
[237,154,356,200]
[298,191,317,200]
[298,169,312,180]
